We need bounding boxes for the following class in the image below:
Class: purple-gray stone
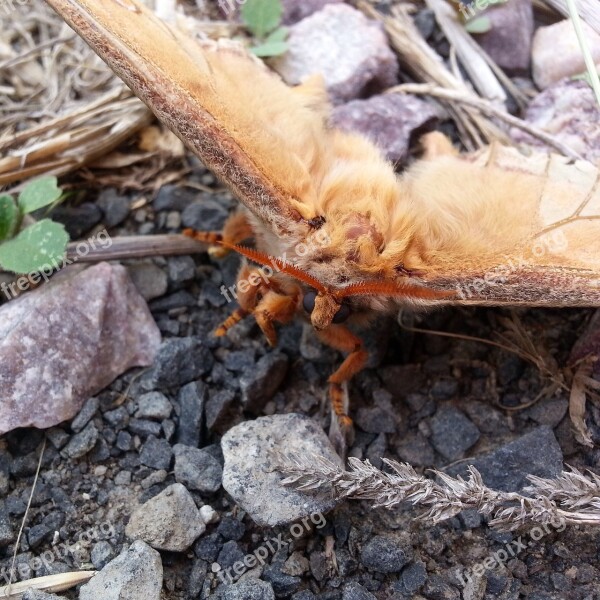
[473,0,533,76]
[281,0,343,24]
[331,94,439,164]
[511,78,600,164]
[272,4,398,104]
[0,263,160,435]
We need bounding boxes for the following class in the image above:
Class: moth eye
[332,303,351,324]
[303,291,317,314]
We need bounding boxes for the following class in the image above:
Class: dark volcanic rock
[360,534,412,573]
[446,426,563,492]
[430,405,480,461]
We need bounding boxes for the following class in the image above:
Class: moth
[46,0,600,448]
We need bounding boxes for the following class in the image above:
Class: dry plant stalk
[0,571,95,599]
[277,453,600,530]
[356,0,505,150]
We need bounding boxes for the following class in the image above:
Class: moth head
[216,240,454,330]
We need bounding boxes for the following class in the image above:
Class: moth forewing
[414,144,600,307]
[44,0,313,239]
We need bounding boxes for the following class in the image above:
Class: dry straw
[277,452,600,530]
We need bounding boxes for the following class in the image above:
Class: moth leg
[217,262,300,346]
[183,208,254,257]
[420,131,458,159]
[315,325,369,430]
[215,308,250,337]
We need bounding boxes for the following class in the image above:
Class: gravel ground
[1,159,599,600]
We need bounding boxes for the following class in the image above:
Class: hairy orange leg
[183,208,254,257]
[215,262,301,345]
[315,325,369,431]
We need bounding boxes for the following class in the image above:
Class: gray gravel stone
[176,381,206,447]
[148,337,214,390]
[91,540,115,569]
[221,414,343,526]
[139,435,173,470]
[395,560,427,595]
[167,256,196,285]
[217,578,275,600]
[97,188,130,227]
[331,94,438,164]
[125,483,206,551]
[22,591,62,600]
[422,574,460,600]
[61,422,98,459]
[282,0,342,24]
[173,444,223,493]
[79,540,162,600]
[70,397,99,432]
[50,202,101,238]
[206,389,235,433]
[0,501,15,545]
[272,4,398,104]
[354,390,397,434]
[0,452,10,496]
[154,185,197,212]
[181,199,229,231]
[136,392,172,421]
[342,581,376,600]
[127,261,168,301]
[430,405,480,461]
[360,534,412,573]
[446,426,563,492]
[240,352,289,414]
[396,431,435,467]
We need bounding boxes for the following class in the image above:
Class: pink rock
[511,78,600,164]
[532,20,600,89]
[0,263,161,434]
[272,4,398,104]
[331,93,440,165]
[473,0,533,76]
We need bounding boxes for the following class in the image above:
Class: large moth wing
[44,0,326,241]
[412,146,600,307]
